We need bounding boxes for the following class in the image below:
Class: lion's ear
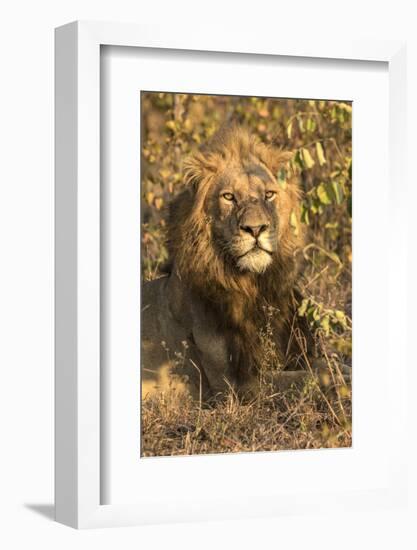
[275,150,295,165]
[183,152,218,191]
[257,144,294,174]
[183,154,203,188]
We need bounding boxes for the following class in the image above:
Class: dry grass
[141,257,352,457]
[141,318,352,457]
[141,364,352,457]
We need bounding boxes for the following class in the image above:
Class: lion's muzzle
[239,222,269,239]
[232,202,277,273]
[237,201,271,236]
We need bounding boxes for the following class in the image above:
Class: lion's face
[170,126,302,286]
[210,162,280,274]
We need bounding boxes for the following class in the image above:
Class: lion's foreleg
[271,364,351,392]
[191,328,236,397]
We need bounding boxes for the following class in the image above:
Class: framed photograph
[55,21,407,528]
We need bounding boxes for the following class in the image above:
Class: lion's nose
[240,223,269,238]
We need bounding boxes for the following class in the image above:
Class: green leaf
[294,151,303,170]
[306,306,317,325]
[334,310,347,328]
[301,148,315,169]
[301,203,310,225]
[315,142,326,166]
[330,181,344,204]
[290,210,299,236]
[310,200,319,215]
[298,298,309,317]
[316,182,332,205]
[321,315,330,334]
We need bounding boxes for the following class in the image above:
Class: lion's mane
[165,125,306,376]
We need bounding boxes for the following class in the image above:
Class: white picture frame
[55,21,407,529]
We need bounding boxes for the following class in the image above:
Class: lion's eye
[222,192,235,201]
[265,191,277,201]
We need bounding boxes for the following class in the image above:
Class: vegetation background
[141,92,352,456]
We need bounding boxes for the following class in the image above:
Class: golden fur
[141,125,311,400]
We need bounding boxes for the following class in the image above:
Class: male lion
[142,125,322,401]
